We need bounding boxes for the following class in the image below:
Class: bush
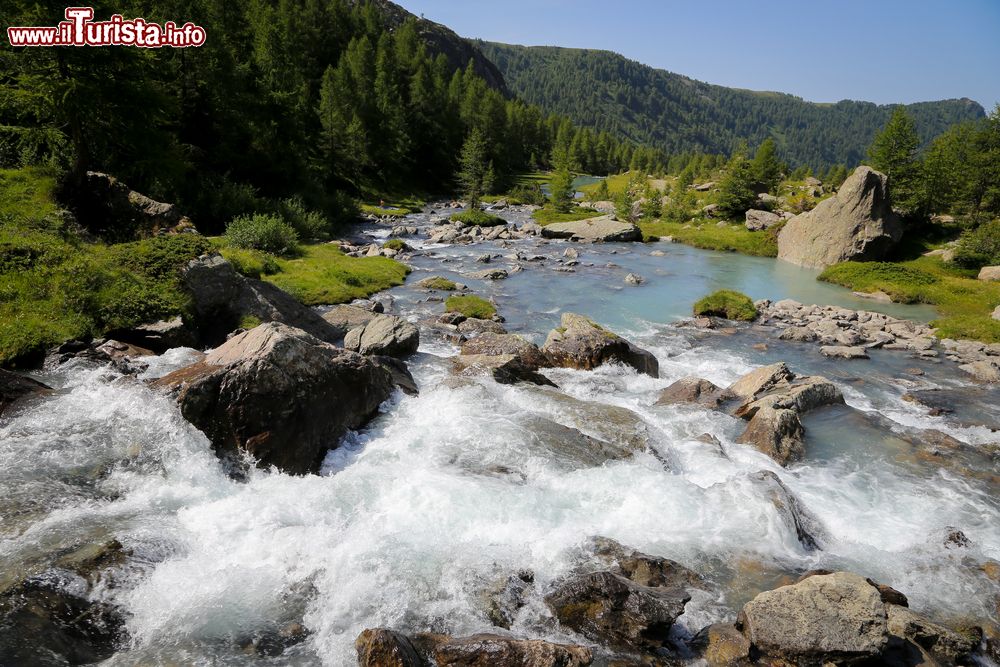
[450,209,506,227]
[507,183,546,206]
[693,289,758,321]
[225,213,300,255]
[785,191,816,214]
[279,196,329,241]
[445,294,496,319]
[953,219,1000,269]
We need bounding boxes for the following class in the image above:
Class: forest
[477,42,987,171]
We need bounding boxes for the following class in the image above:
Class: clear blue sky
[398,0,1000,111]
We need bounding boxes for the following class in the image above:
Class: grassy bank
[820,257,1000,342]
[218,242,410,306]
[0,167,211,366]
[640,220,780,256]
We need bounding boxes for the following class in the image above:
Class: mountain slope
[476,42,985,168]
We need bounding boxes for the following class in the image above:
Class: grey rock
[344,314,419,358]
[777,167,902,269]
[543,313,658,378]
[0,369,52,417]
[655,377,727,407]
[821,345,870,359]
[540,216,642,242]
[744,209,782,231]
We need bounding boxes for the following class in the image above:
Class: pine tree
[456,128,491,208]
[717,151,757,218]
[594,179,610,201]
[750,138,783,192]
[868,107,921,212]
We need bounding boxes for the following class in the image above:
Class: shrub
[693,289,758,321]
[225,213,299,255]
[280,196,329,241]
[450,209,506,227]
[445,294,496,319]
[785,191,816,214]
[507,183,546,206]
[953,219,1000,269]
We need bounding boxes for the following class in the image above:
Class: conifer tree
[868,107,921,212]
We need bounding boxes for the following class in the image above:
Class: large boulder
[322,304,380,332]
[545,571,689,652]
[355,628,423,667]
[655,376,727,408]
[737,572,888,663]
[69,171,194,241]
[777,167,902,269]
[344,314,419,358]
[978,266,1000,281]
[183,254,343,346]
[451,354,554,387]
[420,633,593,667]
[744,209,782,231]
[460,333,549,369]
[0,369,51,416]
[152,323,394,474]
[540,216,642,242]
[542,313,658,378]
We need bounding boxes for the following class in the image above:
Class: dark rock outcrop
[451,354,555,387]
[0,369,51,416]
[153,323,394,474]
[542,313,658,378]
[777,166,903,269]
[182,254,343,347]
[68,171,194,241]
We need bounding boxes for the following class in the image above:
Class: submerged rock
[821,345,870,359]
[746,470,825,550]
[540,215,643,242]
[451,354,555,387]
[153,322,394,474]
[461,333,549,369]
[777,166,902,269]
[542,313,658,378]
[356,628,423,667]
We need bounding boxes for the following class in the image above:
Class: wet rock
[322,304,380,333]
[461,333,549,369]
[344,314,420,358]
[108,316,197,353]
[590,537,705,590]
[418,632,593,667]
[542,313,658,378]
[415,276,462,291]
[356,628,424,666]
[153,323,394,474]
[624,273,644,285]
[746,470,825,549]
[484,571,534,629]
[777,166,902,269]
[736,407,805,465]
[468,268,508,281]
[821,345,870,359]
[0,369,52,416]
[545,571,689,651]
[958,359,1000,382]
[524,388,652,454]
[726,362,794,402]
[516,416,636,468]
[737,571,888,663]
[457,318,507,336]
[540,216,643,242]
[451,354,555,387]
[655,377,727,408]
[438,311,467,326]
[0,569,126,665]
[734,375,844,418]
[183,254,342,346]
[690,623,751,666]
[886,605,978,665]
[373,355,419,396]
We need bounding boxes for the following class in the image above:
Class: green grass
[579,172,632,199]
[819,257,1000,343]
[532,206,603,226]
[418,276,458,290]
[693,289,759,321]
[358,195,425,218]
[511,171,551,187]
[445,294,496,319]
[640,220,780,257]
[0,167,213,366]
[450,209,506,226]
[382,238,406,251]
[219,242,410,306]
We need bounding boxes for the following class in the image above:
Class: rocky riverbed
[1,202,998,666]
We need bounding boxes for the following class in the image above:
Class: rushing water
[1,205,998,665]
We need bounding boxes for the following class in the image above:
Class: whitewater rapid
[2,210,998,665]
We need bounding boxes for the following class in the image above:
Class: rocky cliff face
[363,0,509,95]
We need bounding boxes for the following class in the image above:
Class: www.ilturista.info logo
[7,7,206,48]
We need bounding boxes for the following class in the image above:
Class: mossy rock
[450,209,506,227]
[445,295,496,319]
[693,289,758,321]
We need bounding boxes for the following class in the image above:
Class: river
[1,204,997,665]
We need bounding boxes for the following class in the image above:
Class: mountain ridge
[475,41,986,168]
